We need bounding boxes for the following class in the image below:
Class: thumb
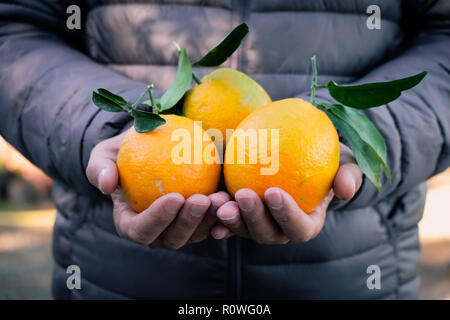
[86,150,119,195]
[333,162,362,201]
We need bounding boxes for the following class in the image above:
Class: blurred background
[0,135,449,299]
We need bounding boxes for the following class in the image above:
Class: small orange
[224,98,340,213]
[183,68,271,141]
[117,115,221,212]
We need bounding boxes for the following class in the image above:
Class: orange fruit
[183,68,271,142]
[117,115,221,212]
[224,98,340,213]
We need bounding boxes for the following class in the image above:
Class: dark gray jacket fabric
[0,0,449,299]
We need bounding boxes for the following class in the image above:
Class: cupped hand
[86,132,230,249]
[109,190,229,249]
[211,143,362,244]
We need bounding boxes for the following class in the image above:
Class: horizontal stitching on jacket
[78,218,228,264]
[90,2,233,12]
[87,2,400,24]
[248,9,399,23]
[243,240,393,267]
[108,64,358,78]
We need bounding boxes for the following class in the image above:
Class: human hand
[211,143,362,244]
[86,132,230,249]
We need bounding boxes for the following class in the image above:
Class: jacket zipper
[230,0,248,70]
[228,0,247,300]
[228,237,242,299]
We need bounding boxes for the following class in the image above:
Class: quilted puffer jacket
[0,0,449,299]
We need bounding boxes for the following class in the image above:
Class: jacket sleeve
[323,0,450,210]
[0,1,152,196]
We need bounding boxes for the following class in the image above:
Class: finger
[86,155,118,194]
[190,192,231,243]
[111,189,136,239]
[235,189,287,245]
[159,194,210,249]
[333,162,362,200]
[307,189,334,238]
[210,223,233,240]
[86,134,125,195]
[264,188,325,243]
[216,201,249,237]
[334,143,362,200]
[207,192,232,216]
[121,192,184,245]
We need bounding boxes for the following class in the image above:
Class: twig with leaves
[310,56,426,189]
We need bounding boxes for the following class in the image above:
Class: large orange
[183,68,271,142]
[117,115,221,212]
[224,98,340,213]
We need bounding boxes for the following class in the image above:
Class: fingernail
[164,198,182,215]
[218,209,237,222]
[190,202,206,218]
[239,197,255,212]
[99,168,107,194]
[267,189,283,209]
[212,229,226,240]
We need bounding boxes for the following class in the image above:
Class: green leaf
[92,91,125,112]
[160,96,184,116]
[194,22,249,67]
[131,109,166,133]
[97,88,130,106]
[327,71,427,109]
[159,49,192,111]
[326,104,391,181]
[318,104,389,191]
